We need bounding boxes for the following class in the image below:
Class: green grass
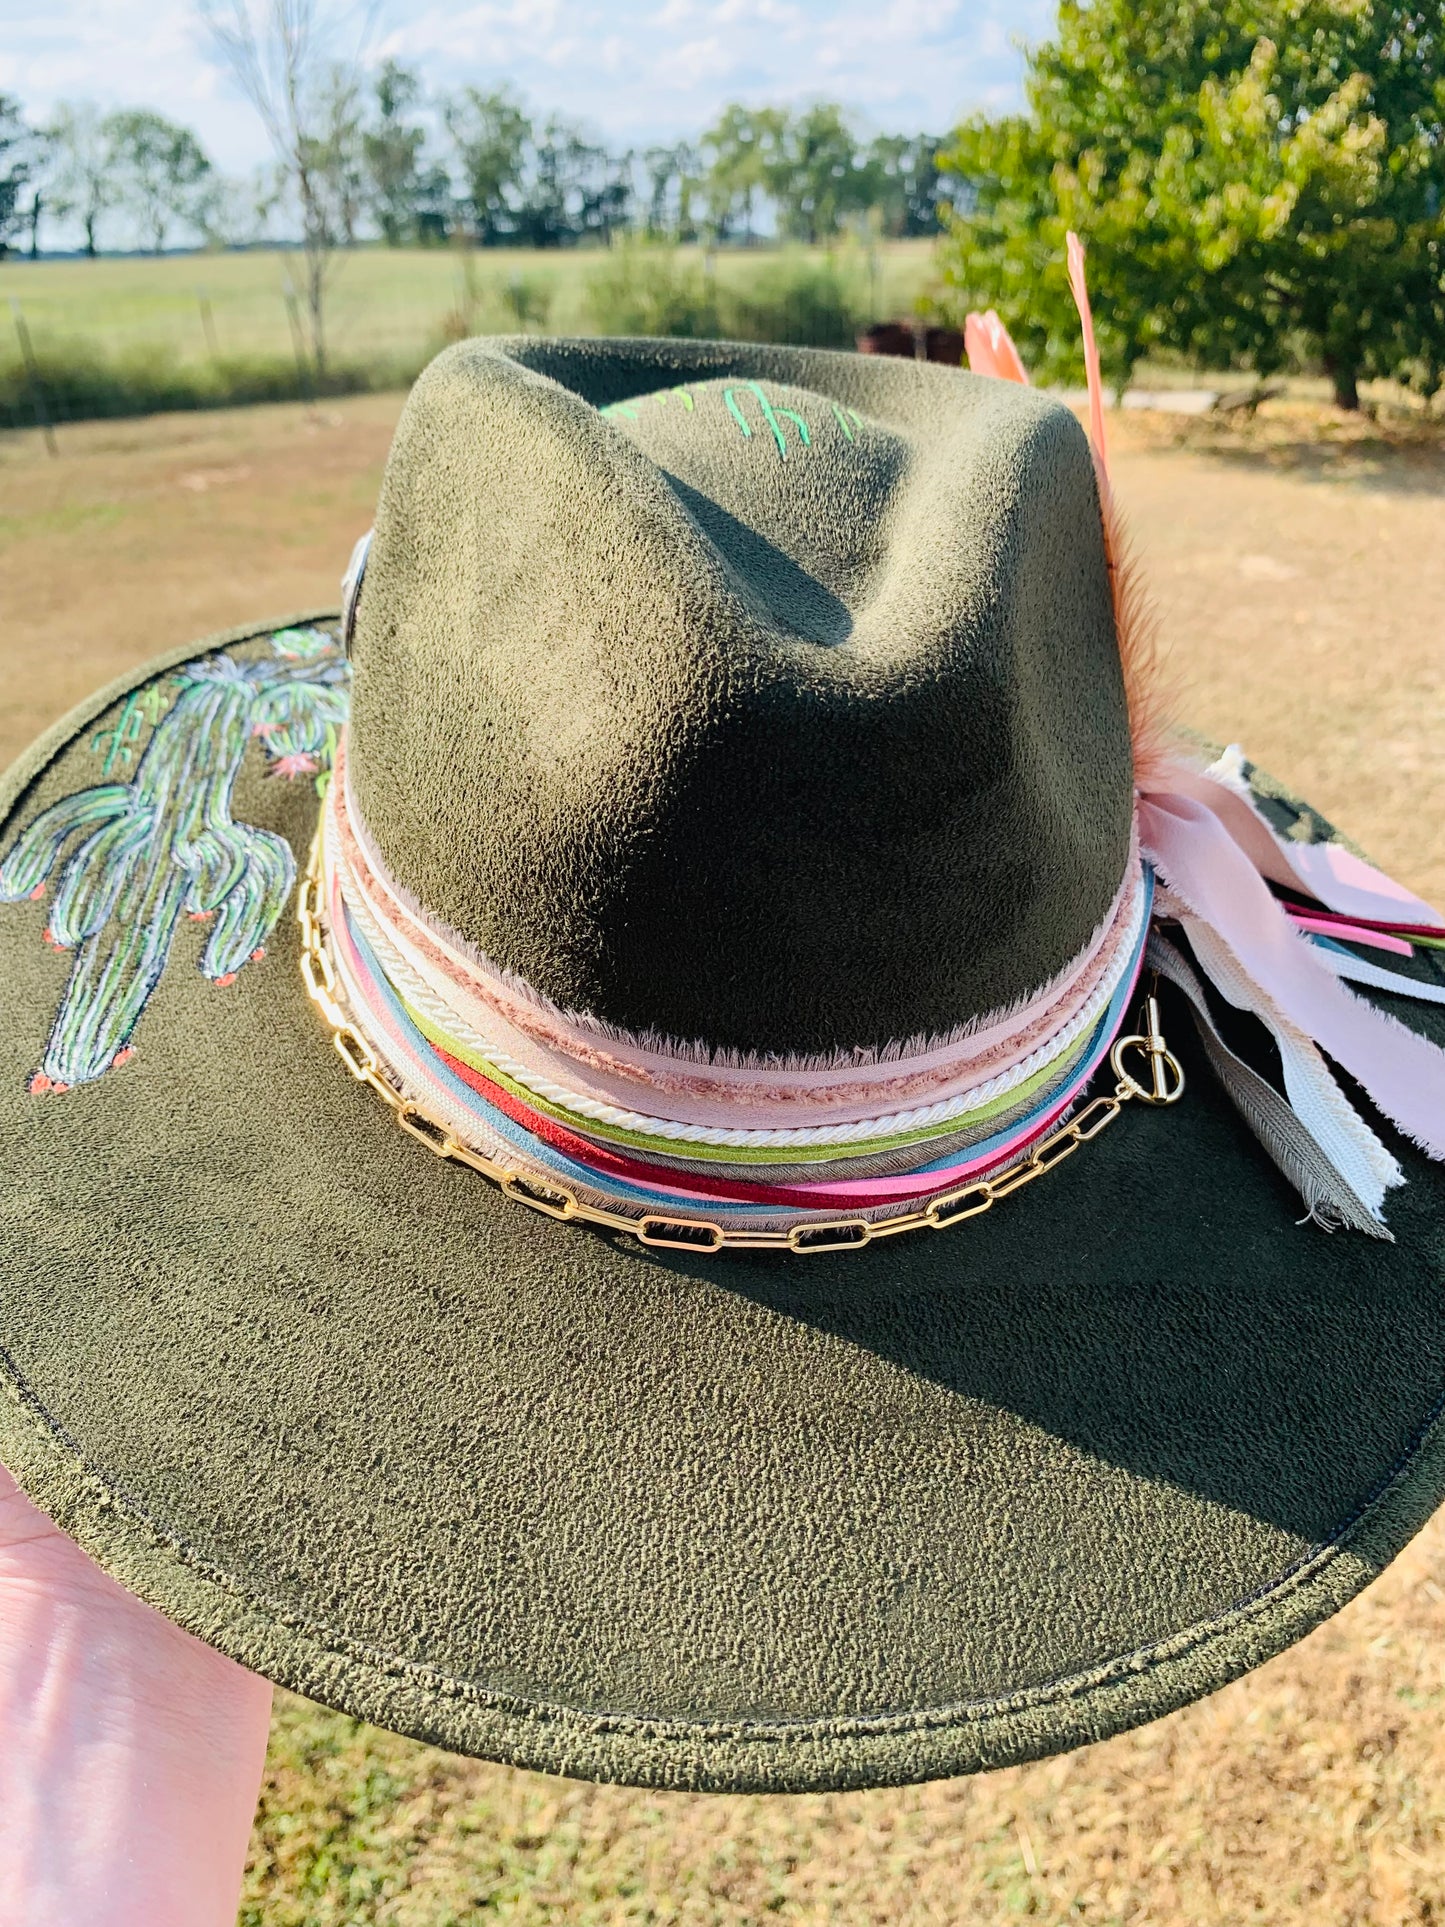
[0,240,939,427]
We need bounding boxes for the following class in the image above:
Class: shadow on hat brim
[1,624,1443,1795]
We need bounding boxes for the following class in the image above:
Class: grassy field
[2,393,1444,1922]
[0,239,937,411]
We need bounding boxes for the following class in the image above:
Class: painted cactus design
[0,628,349,1092]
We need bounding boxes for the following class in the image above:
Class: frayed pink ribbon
[1138,757,1445,1161]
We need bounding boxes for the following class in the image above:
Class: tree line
[7,0,1440,417]
[0,79,944,260]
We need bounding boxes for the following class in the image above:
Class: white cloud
[2,0,1048,166]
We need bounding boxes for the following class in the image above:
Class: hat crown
[347,338,1132,1056]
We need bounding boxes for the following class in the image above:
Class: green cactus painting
[0,627,349,1093]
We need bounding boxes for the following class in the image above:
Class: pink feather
[964,310,1031,385]
[1064,232,1175,795]
[963,245,1174,795]
[1066,232,1110,481]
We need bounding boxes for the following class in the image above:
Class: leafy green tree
[863,132,945,238]
[47,102,116,257]
[301,64,366,247]
[698,104,784,241]
[515,117,632,247]
[0,96,36,256]
[939,0,1445,408]
[641,141,700,240]
[103,109,212,252]
[410,161,455,244]
[363,58,427,245]
[443,86,530,243]
[767,103,871,244]
[191,163,283,248]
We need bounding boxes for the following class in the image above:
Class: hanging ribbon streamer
[965,242,1445,1235]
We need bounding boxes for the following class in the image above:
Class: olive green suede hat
[3,337,1445,1795]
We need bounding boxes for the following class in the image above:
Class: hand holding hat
[0,1464,270,1926]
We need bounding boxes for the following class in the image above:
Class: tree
[767,103,871,244]
[863,132,945,239]
[194,163,285,246]
[641,141,700,241]
[46,102,116,257]
[103,109,212,252]
[938,0,1445,409]
[198,0,372,373]
[697,104,783,242]
[0,96,37,257]
[20,132,52,259]
[410,161,454,244]
[513,116,630,247]
[363,57,426,244]
[443,85,529,243]
[307,63,366,246]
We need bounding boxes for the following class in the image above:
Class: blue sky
[0,0,1053,171]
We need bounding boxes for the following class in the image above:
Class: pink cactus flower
[269,752,319,779]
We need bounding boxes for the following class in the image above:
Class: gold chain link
[297,839,1184,1255]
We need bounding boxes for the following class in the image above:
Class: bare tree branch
[197,0,374,374]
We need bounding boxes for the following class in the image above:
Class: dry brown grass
[3,392,1444,1925]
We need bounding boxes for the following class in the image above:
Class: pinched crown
[346,338,1132,1058]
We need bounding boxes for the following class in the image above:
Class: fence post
[196,285,220,362]
[9,298,59,458]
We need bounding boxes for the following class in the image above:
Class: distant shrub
[0,339,418,430]
[584,245,867,350]
[499,273,554,333]
[584,244,721,339]
[719,255,863,351]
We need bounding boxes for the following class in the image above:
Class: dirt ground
[3,392,1444,1925]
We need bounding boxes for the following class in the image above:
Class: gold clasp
[1110,993,1185,1105]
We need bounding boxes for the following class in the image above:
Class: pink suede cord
[1288,912,1415,957]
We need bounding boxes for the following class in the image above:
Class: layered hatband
[318,742,1154,1234]
[313,725,1445,1245]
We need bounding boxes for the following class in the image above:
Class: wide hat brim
[2,619,1444,1795]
